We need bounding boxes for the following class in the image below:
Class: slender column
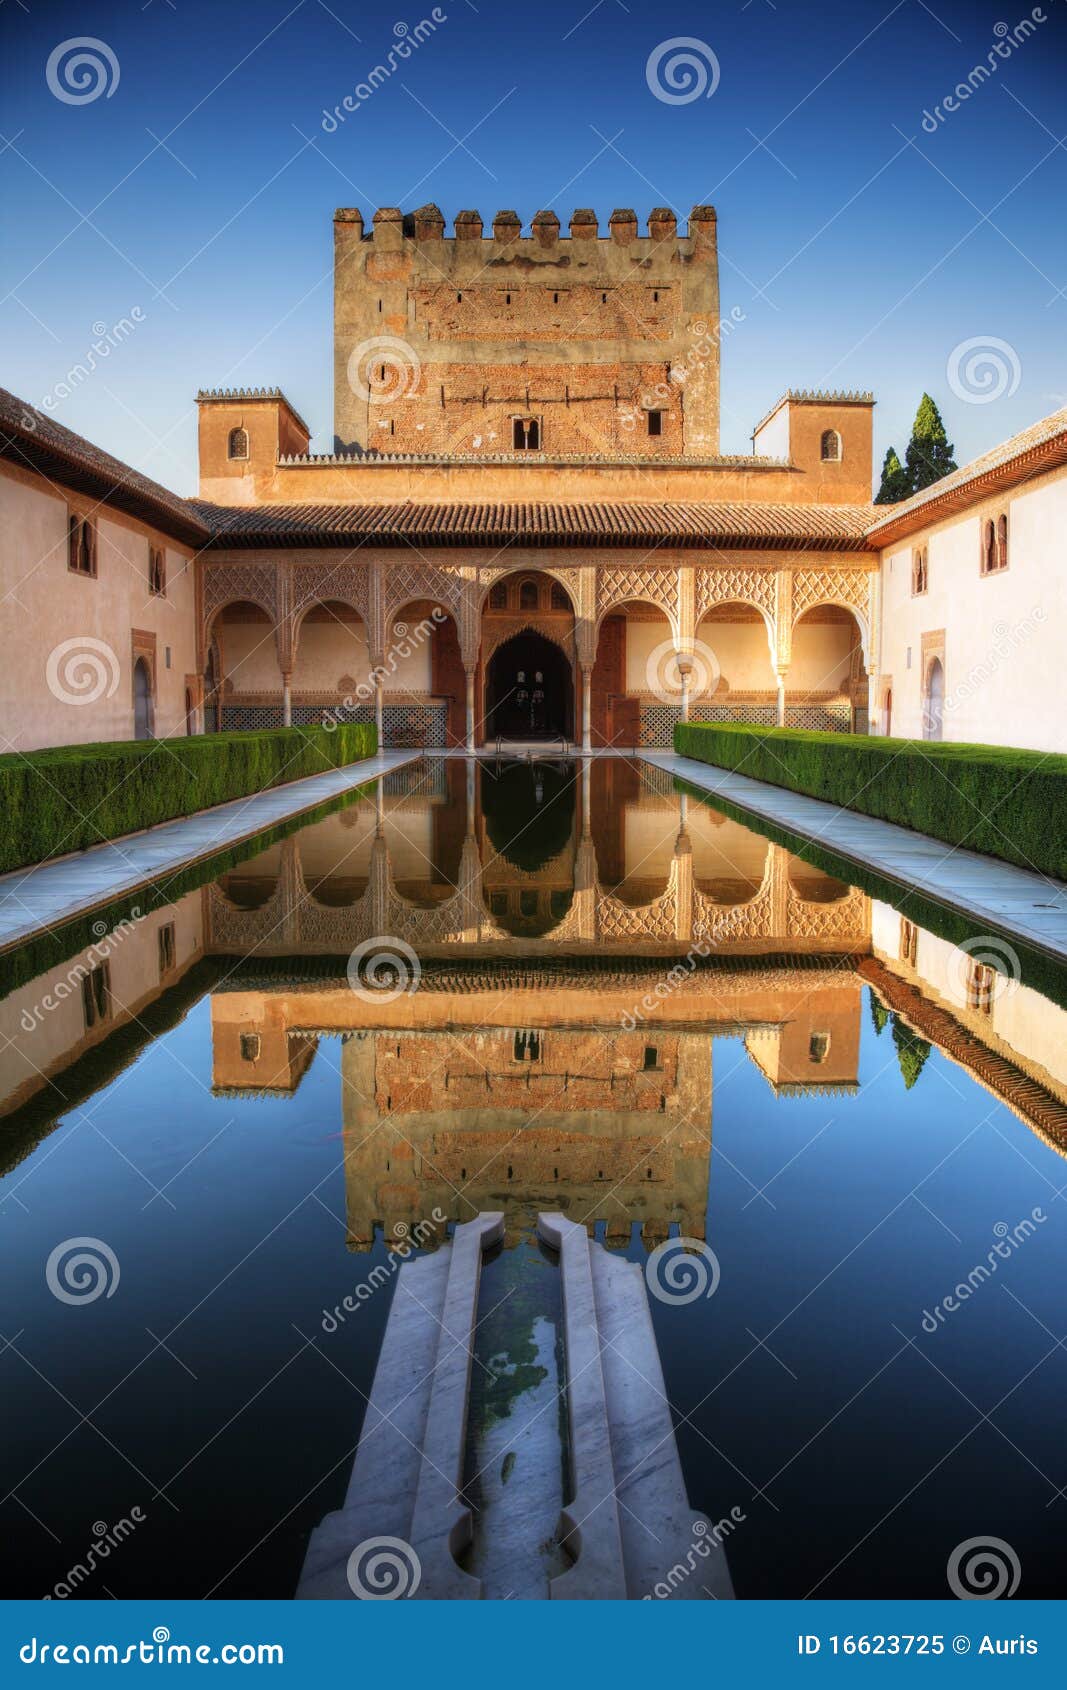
[581,666,593,754]
[464,666,476,753]
[375,678,384,748]
[867,672,878,737]
[282,673,292,728]
[775,670,787,728]
[678,660,692,724]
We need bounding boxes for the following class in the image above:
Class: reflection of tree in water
[481,762,575,872]
[891,1012,931,1089]
[869,991,890,1036]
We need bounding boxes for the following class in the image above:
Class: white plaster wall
[292,618,371,690]
[0,892,203,1116]
[624,616,674,691]
[871,899,1067,1090]
[218,619,281,691]
[752,406,790,459]
[876,466,1067,750]
[789,620,855,692]
[0,467,199,751]
[695,616,775,691]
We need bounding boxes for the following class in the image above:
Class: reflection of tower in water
[340,1025,713,1252]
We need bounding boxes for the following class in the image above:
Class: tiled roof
[0,386,208,547]
[194,498,876,551]
[866,406,1067,544]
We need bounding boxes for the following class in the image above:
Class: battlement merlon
[332,204,717,252]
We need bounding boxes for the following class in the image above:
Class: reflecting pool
[1,758,1065,1598]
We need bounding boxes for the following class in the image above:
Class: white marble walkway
[0,750,417,954]
[644,750,1067,964]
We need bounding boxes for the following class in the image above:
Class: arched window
[550,582,569,611]
[148,546,166,597]
[228,426,249,461]
[981,518,998,575]
[996,513,1008,570]
[519,579,539,610]
[820,429,842,462]
[911,546,928,595]
[489,582,508,610]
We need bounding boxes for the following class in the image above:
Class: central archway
[485,631,574,741]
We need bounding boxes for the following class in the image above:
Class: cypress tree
[869,992,889,1036]
[874,446,910,504]
[904,393,957,493]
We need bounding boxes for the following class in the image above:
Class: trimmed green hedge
[0,723,377,876]
[674,722,1067,880]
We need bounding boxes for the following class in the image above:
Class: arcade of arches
[199,559,876,748]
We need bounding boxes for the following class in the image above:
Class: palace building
[1,203,1065,756]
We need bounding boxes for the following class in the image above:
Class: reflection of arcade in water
[206,760,871,957]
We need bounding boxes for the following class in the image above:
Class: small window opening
[513,417,540,450]
[239,1033,261,1062]
[647,410,663,437]
[81,961,111,1031]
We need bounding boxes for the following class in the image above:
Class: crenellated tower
[332,204,720,458]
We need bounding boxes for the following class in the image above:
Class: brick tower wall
[333,205,720,458]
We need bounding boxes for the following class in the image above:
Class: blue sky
[2,0,1066,494]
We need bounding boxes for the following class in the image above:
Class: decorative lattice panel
[218,703,285,731]
[202,563,278,623]
[791,568,873,625]
[691,703,777,727]
[383,562,466,624]
[638,703,682,748]
[785,703,851,733]
[596,566,678,625]
[291,562,370,619]
[381,703,447,748]
[383,759,449,799]
[695,568,776,622]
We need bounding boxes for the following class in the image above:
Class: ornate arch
[790,568,874,663]
[695,595,777,673]
[481,617,576,668]
[475,564,582,618]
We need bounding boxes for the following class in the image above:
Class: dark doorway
[133,658,154,740]
[485,632,573,741]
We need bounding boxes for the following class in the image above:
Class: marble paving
[0,750,417,954]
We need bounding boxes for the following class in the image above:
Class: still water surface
[1,758,1065,1598]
